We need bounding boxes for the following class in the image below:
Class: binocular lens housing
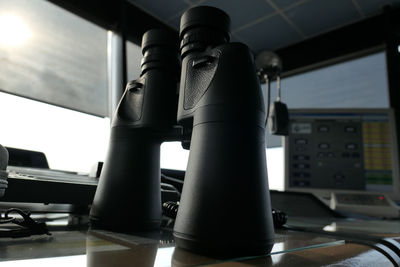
[141,29,180,77]
[179,6,230,58]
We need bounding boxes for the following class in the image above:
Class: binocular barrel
[89,29,180,232]
[173,6,275,257]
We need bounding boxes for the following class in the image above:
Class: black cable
[161,173,184,184]
[265,76,271,127]
[161,183,181,197]
[0,208,51,238]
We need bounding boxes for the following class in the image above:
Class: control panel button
[295,138,308,145]
[293,172,311,178]
[334,173,345,179]
[293,155,310,160]
[294,180,311,187]
[293,163,310,169]
[318,125,329,132]
[318,143,330,149]
[344,126,357,133]
[295,146,307,152]
[345,143,357,150]
[333,173,346,186]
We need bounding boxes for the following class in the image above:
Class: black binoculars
[90,6,274,258]
[89,29,181,231]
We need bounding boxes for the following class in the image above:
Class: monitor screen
[284,109,400,200]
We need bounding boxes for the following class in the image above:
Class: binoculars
[90,6,274,257]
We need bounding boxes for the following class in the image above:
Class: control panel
[287,112,394,192]
[330,192,399,218]
[289,120,365,190]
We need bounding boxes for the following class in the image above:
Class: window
[0,0,110,173]
[127,41,142,82]
[264,51,390,190]
[0,0,108,116]
[280,51,389,109]
[265,51,389,148]
[0,92,110,173]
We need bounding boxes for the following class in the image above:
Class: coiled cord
[162,201,180,219]
[0,208,51,238]
[272,208,288,228]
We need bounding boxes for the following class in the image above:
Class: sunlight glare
[0,13,31,46]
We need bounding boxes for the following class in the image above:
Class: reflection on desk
[287,216,400,235]
[1,255,86,267]
[0,226,395,266]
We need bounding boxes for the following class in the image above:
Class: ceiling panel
[270,0,303,9]
[167,14,182,30]
[127,0,400,54]
[200,0,275,30]
[284,0,361,37]
[185,0,206,4]
[230,34,243,43]
[235,14,303,51]
[357,0,400,15]
[128,0,189,21]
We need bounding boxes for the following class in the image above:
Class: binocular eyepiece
[141,29,180,77]
[179,6,230,58]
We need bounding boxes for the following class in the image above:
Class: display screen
[286,110,395,193]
